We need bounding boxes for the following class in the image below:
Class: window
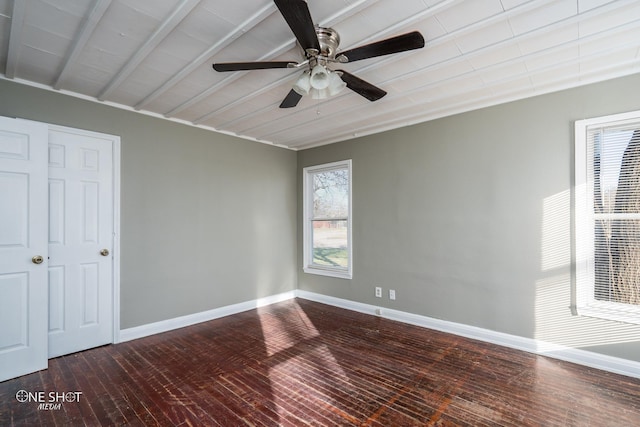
[303,160,352,279]
[575,110,640,324]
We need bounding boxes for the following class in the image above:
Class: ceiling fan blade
[338,31,425,63]
[279,89,303,108]
[213,61,295,72]
[273,0,320,52]
[337,70,387,102]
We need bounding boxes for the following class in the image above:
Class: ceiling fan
[212,0,425,108]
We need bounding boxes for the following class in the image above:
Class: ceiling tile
[21,25,68,57]
[517,23,579,55]
[488,74,533,97]
[119,0,177,21]
[508,0,577,35]
[435,0,504,32]
[477,60,528,85]
[454,20,514,53]
[578,45,640,80]
[14,46,60,86]
[201,0,271,26]
[529,61,580,88]
[579,26,640,57]
[410,39,461,68]
[466,43,522,70]
[345,0,428,30]
[499,0,531,10]
[578,0,616,13]
[23,0,89,40]
[525,45,580,72]
[578,1,640,37]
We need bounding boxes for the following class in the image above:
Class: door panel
[48,266,65,332]
[80,262,99,326]
[0,117,48,382]
[81,181,100,243]
[47,127,114,358]
[0,273,29,348]
[0,172,29,246]
[48,179,65,244]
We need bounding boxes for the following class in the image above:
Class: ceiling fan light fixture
[295,67,346,100]
[328,71,347,96]
[293,70,311,95]
[310,64,331,90]
[311,75,345,99]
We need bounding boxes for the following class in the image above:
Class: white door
[47,126,115,358]
[0,117,49,382]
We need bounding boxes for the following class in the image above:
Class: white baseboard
[118,291,296,343]
[295,290,640,379]
[118,288,640,379]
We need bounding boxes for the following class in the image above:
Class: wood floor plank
[1,298,640,426]
[74,350,128,426]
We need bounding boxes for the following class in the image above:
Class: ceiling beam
[133,2,277,111]
[53,0,112,90]
[98,0,201,101]
[5,0,27,79]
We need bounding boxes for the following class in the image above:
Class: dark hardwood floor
[1,298,640,426]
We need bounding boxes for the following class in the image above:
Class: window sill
[577,302,640,325]
[304,266,352,280]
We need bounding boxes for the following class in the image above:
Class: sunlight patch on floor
[259,301,321,357]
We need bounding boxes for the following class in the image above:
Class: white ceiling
[1,0,639,150]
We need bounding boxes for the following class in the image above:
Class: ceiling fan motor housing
[311,27,340,60]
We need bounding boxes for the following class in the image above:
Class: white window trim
[303,159,353,279]
[575,109,640,325]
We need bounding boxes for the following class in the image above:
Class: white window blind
[576,110,640,324]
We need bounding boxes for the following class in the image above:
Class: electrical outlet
[389,289,396,300]
[375,287,382,298]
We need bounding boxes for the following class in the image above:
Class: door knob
[32,255,44,264]
[100,249,110,256]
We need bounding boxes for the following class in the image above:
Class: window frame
[302,159,353,279]
[575,109,640,325]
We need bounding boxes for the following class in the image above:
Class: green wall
[0,78,298,329]
[297,73,640,362]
